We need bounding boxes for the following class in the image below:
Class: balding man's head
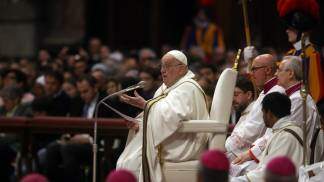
[253,54,276,68]
[251,54,277,89]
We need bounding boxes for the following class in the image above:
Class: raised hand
[120,90,147,109]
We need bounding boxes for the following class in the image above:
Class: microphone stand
[92,101,100,182]
[92,82,145,182]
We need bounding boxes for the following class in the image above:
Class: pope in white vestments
[116,50,209,182]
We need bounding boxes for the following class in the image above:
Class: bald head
[253,54,276,69]
[251,54,277,89]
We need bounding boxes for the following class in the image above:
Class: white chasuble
[117,71,209,182]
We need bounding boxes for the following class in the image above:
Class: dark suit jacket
[47,91,71,116]
[0,102,32,117]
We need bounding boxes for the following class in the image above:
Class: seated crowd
[0,37,324,182]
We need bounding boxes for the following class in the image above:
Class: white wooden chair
[163,68,238,182]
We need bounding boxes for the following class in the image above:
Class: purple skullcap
[200,149,230,171]
[266,156,296,176]
[20,173,48,182]
[106,169,137,182]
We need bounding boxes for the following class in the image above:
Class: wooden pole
[241,0,253,74]
[300,33,308,166]
[242,0,251,46]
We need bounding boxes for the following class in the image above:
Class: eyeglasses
[251,66,267,72]
[160,63,183,70]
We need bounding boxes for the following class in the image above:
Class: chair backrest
[209,68,237,150]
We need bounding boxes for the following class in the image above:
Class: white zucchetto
[166,50,187,65]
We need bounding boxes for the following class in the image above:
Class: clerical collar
[263,77,278,94]
[285,82,302,96]
[161,70,194,94]
[293,37,310,51]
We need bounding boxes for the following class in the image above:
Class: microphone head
[137,81,146,88]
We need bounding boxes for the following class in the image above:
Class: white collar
[293,36,310,51]
[272,116,295,131]
[161,70,195,94]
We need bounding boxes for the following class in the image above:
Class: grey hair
[282,56,303,81]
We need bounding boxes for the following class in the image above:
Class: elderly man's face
[160,54,186,87]
[251,55,274,89]
[251,62,267,89]
[276,61,292,89]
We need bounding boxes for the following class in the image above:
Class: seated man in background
[231,92,303,182]
[45,75,100,182]
[0,85,32,117]
[227,75,255,160]
[0,86,32,181]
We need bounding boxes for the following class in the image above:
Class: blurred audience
[1,35,323,182]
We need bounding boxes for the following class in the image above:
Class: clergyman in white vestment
[231,93,304,182]
[116,50,209,182]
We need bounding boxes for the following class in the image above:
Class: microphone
[99,81,146,103]
[122,80,146,93]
